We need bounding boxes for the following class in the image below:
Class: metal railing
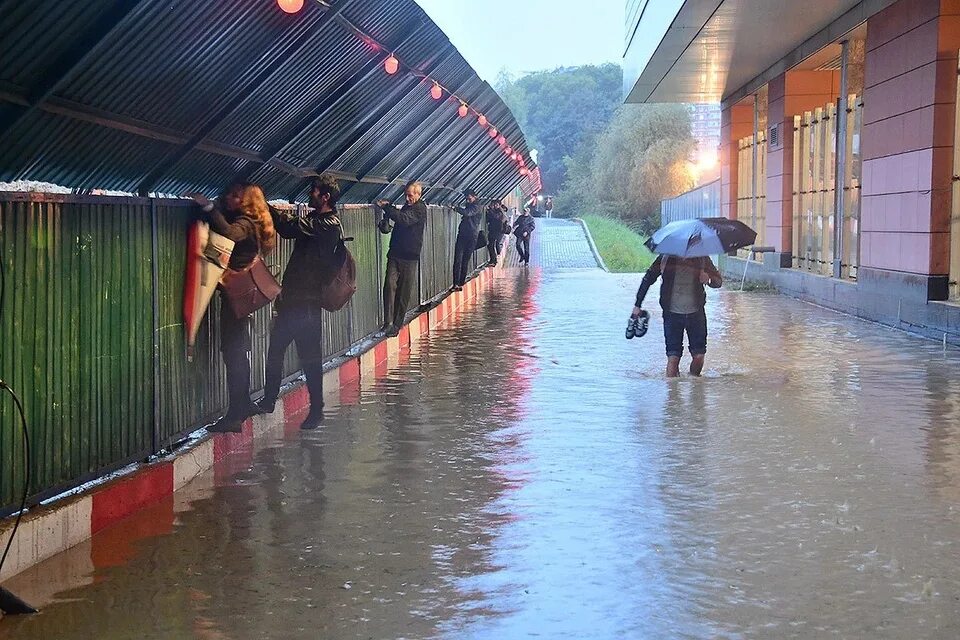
[0,194,488,513]
[660,179,721,225]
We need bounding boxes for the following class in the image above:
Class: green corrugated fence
[0,194,488,513]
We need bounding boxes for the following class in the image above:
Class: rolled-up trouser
[219,301,253,418]
[382,257,419,329]
[453,234,475,286]
[263,300,325,412]
[662,309,708,358]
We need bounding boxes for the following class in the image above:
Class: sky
[415,0,623,83]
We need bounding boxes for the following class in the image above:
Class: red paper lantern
[511,152,519,162]
[520,168,529,176]
[431,83,443,100]
[277,0,304,13]
[505,146,512,155]
[497,135,506,147]
[384,55,399,75]
[477,114,487,127]
[458,103,469,118]
[488,127,498,138]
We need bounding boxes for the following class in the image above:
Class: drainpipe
[833,39,850,279]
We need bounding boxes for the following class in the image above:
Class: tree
[558,104,694,234]
[495,64,622,193]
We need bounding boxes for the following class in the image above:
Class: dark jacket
[513,213,535,238]
[383,200,427,261]
[204,203,258,270]
[486,206,508,236]
[634,255,722,312]
[455,202,483,239]
[273,207,342,306]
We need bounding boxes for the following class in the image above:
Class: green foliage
[562,104,695,234]
[580,214,655,273]
[495,64,622,193]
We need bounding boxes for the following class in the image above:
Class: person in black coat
[192,182,277,433]
[452,188,482,290]
[513,207,536,265]
[376,181,428,337]
[256,175,342,430]
[484,199,508,266]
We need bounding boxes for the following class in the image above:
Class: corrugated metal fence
[0,194,487,513]
[660,179,721,225]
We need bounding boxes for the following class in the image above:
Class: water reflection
[3,270,960,638]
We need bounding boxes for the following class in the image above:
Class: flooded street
[4,263,960,639]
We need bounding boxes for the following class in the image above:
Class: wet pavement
[4,255,960,638]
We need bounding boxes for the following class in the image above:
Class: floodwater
[3,267,960,639]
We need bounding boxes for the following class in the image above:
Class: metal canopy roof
[623,0,893,105]
[0,0,535,204]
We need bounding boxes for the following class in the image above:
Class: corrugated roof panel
[0,110,176,191]
[58,1,322,135]
[207,30,371,152]
[0,0,537,201]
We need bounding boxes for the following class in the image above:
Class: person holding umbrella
[631,217,755,378]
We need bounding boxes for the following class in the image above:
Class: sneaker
[300,411,324,430]
[625,317,638,340]
[386,326,400,338]
[452,285,463,292]
[625,311,650,340]
[379,324,395,337]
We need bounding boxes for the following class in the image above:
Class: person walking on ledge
[513,206,536,265]
[257,175,342,430]
[452,188,482,290]
[632,255,722,378]
[485,198,508,266]
[193,182,277,432]
[376,181,427,337]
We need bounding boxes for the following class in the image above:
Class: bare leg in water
[666,356,681,378]
[690,354,705,376]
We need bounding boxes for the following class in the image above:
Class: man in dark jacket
[376,181,427,336]
[485,199,508,266]
[513,207,536,265]
[452,188,482,290]
[632,255,723,378]
[257,175,342,430]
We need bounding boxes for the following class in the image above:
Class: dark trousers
[453,234,474,286]
[263,300,325,411]
[516,235,531,263]
[487,233,503,264]
[383,257,418,329]
[219,301,253,418]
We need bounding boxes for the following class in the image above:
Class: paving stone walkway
[504,218,600,270]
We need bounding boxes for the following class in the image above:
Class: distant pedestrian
[452,188,482,290]
[513,207,536,265]
[192,182,277,432]
[485,199,509,266]
[544,196,553,218]
[632,255,723,378]
[256,175,342,430]
[376,181,427,337]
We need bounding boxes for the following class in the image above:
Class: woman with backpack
[193,181,277,433]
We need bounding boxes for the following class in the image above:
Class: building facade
[625,0,960,341]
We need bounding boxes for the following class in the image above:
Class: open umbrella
[183,221,234,361]
[644,217,756,258]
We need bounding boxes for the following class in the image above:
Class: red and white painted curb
[0,268,497,583]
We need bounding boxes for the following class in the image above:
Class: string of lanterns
[277,0,532,178]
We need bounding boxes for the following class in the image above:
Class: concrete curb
[0,267,497,583]
[572,217,608,272]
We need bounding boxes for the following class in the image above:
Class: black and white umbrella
[644,217,757,258]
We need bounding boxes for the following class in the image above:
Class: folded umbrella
[183,221,234,361]
[644,217,756,258]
